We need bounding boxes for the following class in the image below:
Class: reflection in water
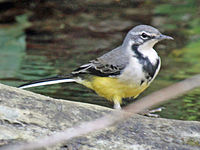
[0,15,29,80]
[0,0,200,121]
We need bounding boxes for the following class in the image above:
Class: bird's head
[123,25,173,50]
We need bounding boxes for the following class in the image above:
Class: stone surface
[0,83,200,150]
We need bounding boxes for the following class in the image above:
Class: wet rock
[0,83,200,150]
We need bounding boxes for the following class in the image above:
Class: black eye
[141,33,149,39]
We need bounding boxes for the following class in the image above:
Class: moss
[185,138,200,146]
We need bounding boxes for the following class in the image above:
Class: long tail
[18,76,76,89]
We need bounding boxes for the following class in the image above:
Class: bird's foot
[140,107,165,118]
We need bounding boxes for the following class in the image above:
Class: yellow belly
[79,76,149,104]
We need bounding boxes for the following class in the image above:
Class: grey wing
[71,59,124,77]
[72,46,129,77]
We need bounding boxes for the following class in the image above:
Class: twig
[2,74,200,150]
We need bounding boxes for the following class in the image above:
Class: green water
[0,0,200,121]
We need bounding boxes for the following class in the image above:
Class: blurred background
[0,0,200,121]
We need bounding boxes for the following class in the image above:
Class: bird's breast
[118,54,160,87]
[118,57,146,86]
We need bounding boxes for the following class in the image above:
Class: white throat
[137,40,159,63]
[138,39,158,51]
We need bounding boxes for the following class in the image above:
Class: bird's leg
[113,96,122,110]
[114,101,121,109]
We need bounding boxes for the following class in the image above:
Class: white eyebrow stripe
[130,31,157,37]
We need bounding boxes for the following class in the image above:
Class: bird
[19,25,173,109]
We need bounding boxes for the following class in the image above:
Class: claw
[145,113,160,118]
[140,107,165,118]
[149,107,165,113]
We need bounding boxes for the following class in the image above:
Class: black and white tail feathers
[18,57,124,89]
[18,76,76,89]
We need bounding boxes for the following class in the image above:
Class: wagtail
[19,25,173,109]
